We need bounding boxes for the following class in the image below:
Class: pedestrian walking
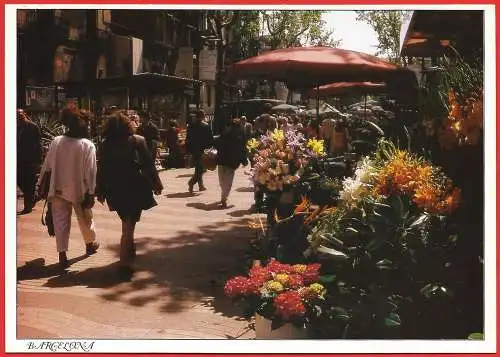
[185,109,214,194]
[96,112,163,268]
[215,118,248,208]
[136,113,160,161]
[240,115,253,141]
[36,108,100,269]
[165,120,182,168]
[17,109,42,214]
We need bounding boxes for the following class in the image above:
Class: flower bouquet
[224,259,327,337]
[248,129,325,193]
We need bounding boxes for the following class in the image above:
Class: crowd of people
[17,103,350,272]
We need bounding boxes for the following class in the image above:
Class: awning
[400,10,483,57]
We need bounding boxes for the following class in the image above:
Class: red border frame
[4,2,497,356]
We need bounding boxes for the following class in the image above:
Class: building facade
[17,9,206,128]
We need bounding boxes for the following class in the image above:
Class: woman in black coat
[96,112,163,268]
[215,118,248,208]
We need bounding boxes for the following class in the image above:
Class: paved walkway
[16,168,261,339]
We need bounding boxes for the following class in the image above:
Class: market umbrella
[308,82,387,121]
[227,47,401,89]
[271,103,299,113]
[304,103,346,118]
[228,47,401,119]
[307,82,387,97]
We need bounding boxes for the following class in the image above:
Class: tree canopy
[355,10,410,63]
[262,11,341,49]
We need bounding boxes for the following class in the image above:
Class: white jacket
[38,135,96,205]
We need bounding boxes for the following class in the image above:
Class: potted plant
[224,259,328,339]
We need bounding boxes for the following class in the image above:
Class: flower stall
[224,259,327,338]
[225,40,483,339]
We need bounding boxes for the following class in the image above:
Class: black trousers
[17,163,37,210]
[188,155,204,188]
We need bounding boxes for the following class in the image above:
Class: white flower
[340,177,369,205]
[354,157,375,184]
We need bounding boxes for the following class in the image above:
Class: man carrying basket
[186,110,214,194]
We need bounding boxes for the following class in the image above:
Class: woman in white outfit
[37,108,100,269]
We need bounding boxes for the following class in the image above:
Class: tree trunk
[213,37,225,135]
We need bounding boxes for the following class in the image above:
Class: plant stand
[254,314,308,339]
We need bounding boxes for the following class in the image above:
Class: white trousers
[218,165,236,201]
[50,196,97,253]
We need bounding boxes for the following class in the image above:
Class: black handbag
[37,170,51,200]
[41,200,55,237]
[131,136,157,210]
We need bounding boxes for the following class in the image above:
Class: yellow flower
[266,280,284,293]
[274,274,289,285]
[270,129,285,143]
[293,264,307,274]
[308,283,326,298]
[247,138,260,152]
[306,138,325,156]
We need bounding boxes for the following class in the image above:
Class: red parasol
[227,47,400,88]
[307,82,387,97]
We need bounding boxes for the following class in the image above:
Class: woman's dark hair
[101,111,134,140]
[60,107,91,138]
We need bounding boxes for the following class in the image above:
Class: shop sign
[199,49,217,81]
[25,85,56,110]
[175,47,194,78]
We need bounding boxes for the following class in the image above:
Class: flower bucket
[254,314,308,339]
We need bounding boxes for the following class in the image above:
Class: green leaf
[331,307,350,321]
[384,312,401,328]
[319,274,337,283]
[345,227,359,234]
[409,213,429,228]
[317,245,348,260]
[389,195,405,219]
[467,333,484,340]
[420,284,440,298]
[376,259,393,270]
[320,233,344,247]
[366,238,385,252]
[365,121,385,136]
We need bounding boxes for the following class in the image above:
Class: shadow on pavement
[41,218,256,320]
[235,187,254,193]
[186,202,234,211]
[166,192,199,199]
[44,261,133,288]
[176,174,193,178]
[18,255,88,281]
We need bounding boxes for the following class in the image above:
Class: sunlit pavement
[16,168,260,339]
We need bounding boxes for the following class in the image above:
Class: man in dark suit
[136,112,160,161]
[17,109,42,214]
[185,110,214,194]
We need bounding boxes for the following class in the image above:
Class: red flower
[274,291,306,320]
[224,276,253,298]
[286,274,305,289]
[267,259,294,274]
[249,266,272,280]
[301,263,321,284]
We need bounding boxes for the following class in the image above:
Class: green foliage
[30,112,65,152]
[262,10,341,49]
[307,184,468,338]
[355,10,409,63]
